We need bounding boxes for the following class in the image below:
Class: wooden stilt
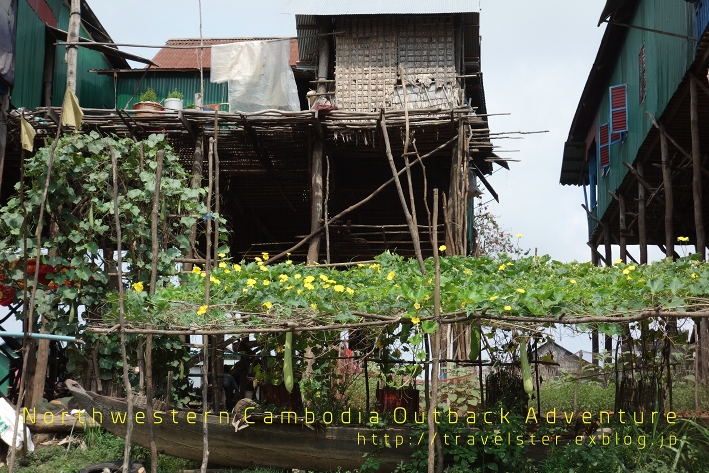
[637,162,647,264]
[618,193,627,263]
[145,334,158,473]
[592,329,599,365]
[660,131,674,260]
[690,78,706,260]
[307,136,324,264]
[604,224,612,266]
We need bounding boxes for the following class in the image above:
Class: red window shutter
[599,123,610,168]
[610,84,628,136]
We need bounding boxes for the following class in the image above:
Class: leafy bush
[535,379,615,413]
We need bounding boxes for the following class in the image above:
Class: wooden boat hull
[65,380,413,472]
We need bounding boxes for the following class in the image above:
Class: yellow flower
[438,245,446,252]
[210,276,221,285]
[334,285,345,292]
[262,252,269,260]
[507,262,514,266]
[304,275,315,283]
[286,260,293,265]
[516,233,522,238]
[319,274,329,282]
[357,263,365,268]
[218,262,227,268]
[463,268,473,275]
[275,345,283,354]
[570,279,577,284]
[233,264,241,272]
[346,287,354,295]
[285,285,293,290]
[411,316,420,325]
[691,273,698,279]
[242,288,248,293]
[304,282,315,290]
[197,305,208,315]
[424,295,430,300]
[132,282,144,292]
[259,266,268,272]
[414,303,421,310]
[311,303,317,309]
[678,236,689,242]
[387,271,395,281]
[628,265,636,271]
[279,274,289,282]
[246,278,256,287]
[623,269,630,275]
[626,275,632,281]
[498,264,506,271]
[516,288,525,294]
[322,284,331,289]
[255,256,262,263]
[327,279,336,284]
[297,289,303,294]
[224,269,231,274]
[263,280,270,286]
[504,305,511,311]
[200,272,206,278]
[191,266,202,274]
[218,252,226,258]
[461,302,467,308]
[639,278,646,283]
[290,274,299,280]
[263,301,272,310]
[489,296,498,301]
[615,259,622,264]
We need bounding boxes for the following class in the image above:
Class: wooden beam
[178,110,195,137]
[581,204,604,227]
[690,77,706,260]
[637,162,647,264]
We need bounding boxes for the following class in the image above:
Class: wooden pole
[427,189,441,473]
[306,19,330,265]
[619,193,627,263]
[324,155,331,264]
[380,114,426,274]
[187,135,204,272]
[149,150,164,294]
[145,334,158,473]
[65,0,81,94]
[690,78,706,260]
[213,111,220,263]
[637,162,647,264]
[604,224,612,266]
[110,146,135,473]
[660,131,674,259]
[307,136,324,264]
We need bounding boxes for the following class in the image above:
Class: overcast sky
[88,0,610,264]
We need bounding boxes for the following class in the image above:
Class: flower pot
[164,98,183,111]
[132,101,164,116]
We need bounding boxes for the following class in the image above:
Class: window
[639,45,646,106]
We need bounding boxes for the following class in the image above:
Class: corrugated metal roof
[281,0,478,15]
[150,38,299,69]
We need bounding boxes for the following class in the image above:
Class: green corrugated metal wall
[13,0,48,108]
[116,72,228,110]
[593,0,695,231]
[51,5,116,108]
[13,0,116,109]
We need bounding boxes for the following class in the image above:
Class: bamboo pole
[690,78,705,260]
[324,154,331,264]
[110,145,136,473]
[199,138,215,472]
[145,334,157,473]
[427,189,441,473]
[380,112,426,274]
[65,0,81,94]
[213,111,220,263]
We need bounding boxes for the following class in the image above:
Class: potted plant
[133,88,164,114]
[164,88,184,111]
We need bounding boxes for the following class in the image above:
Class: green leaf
[421,320,438,334]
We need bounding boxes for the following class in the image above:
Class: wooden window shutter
[599,123,610,171]
[610,84,628,141]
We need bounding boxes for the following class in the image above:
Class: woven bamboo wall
[335,15,460,112]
